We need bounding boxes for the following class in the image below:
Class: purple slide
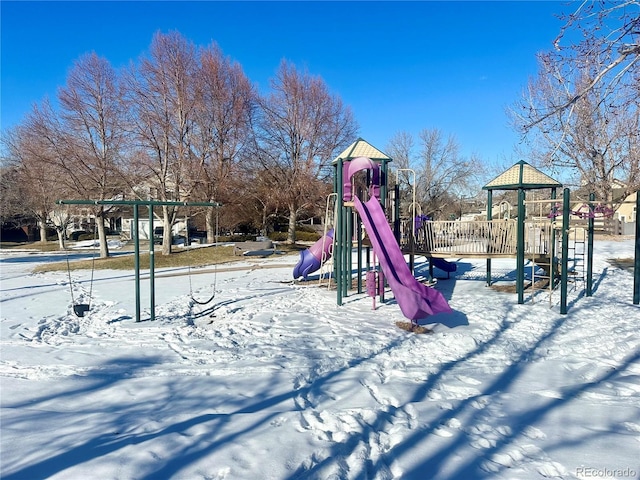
[354,196,452,320]
[293,229,334,280]
[432,258,457,273]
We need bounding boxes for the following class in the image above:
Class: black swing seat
[73,304,91,317]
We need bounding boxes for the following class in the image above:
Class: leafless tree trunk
[125,31,198,254]
[48,208,73,249]
[255,61,357,243]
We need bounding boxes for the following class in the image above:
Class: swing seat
[73,304,90,317]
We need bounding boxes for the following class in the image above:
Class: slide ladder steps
[526,223,555,305]
[567,227,586,291]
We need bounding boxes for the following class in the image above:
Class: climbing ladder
[567,227,586,290]
[318,193,338,289]
[526,222,556,304]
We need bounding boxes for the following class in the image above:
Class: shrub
[296,231,321,242]
[268,232,288,241]
[267,231,321,242]
[296,224,318,234]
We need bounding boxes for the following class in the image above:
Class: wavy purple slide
[293,229,334,280]
[354,196,452,320]
[432,258,457,273]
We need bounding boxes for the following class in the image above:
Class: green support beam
[486,190,493,286]
[634,191,640,305]
[560,188,570,315]
[586,193,595,297]
[516,188,526,304]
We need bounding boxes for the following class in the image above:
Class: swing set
[57,198,222,322]
[65,225,97,317]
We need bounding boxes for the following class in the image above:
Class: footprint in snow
[536,460,569,478]
[479,448,526,473]
[522,425,546,440]
[456,374,482,385]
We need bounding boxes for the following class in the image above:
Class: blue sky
[1,1,568,167]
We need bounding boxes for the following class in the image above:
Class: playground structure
[400,160,640,313]
[294,139,452,321]
[295,142,640,317]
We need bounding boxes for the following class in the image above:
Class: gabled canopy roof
[483,160,562,191]
[332,138,392,164]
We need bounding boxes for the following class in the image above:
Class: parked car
[153,227,164,244]
[153,226,187,245]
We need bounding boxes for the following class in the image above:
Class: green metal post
[393,184,400,241]
[634,191,640,305]
[586,192,595,296]
[336,158,344,306]
[560,188,570,314]
[133,204,141,322]
[380,160,388,205]
[517,188,525,304]
[486,190,493,286]
[550,188,557,291]
[346,207,353,296]
[357,213,363,294]
[149,205,155,321]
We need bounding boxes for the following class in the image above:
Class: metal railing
[401,219,554,258]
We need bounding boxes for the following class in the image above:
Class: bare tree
[0,162,29,232]
[55,52,130,257]
[386,131,417,219]
[521,1,639,131]
[255,61,358,243]
[386,131,414,173]
[3,123,72,245]
[125,31,198,254]
[512,48,639,204]
[188,42,255,243]
[13,53,129,257]
[387,129,481,219]
[510,1,639,203]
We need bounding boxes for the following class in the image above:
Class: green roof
[332,138,392,164]
[483,160,562,190]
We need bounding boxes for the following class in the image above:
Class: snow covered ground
[1,238,638,480]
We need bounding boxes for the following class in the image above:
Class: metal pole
[634,191,640,305]
[549,188,557,299]
[336,158,344,306]
[396,169,416,275]
[58,199,221,207]
[149,205,155,321]
[357,212,363,294]
[346,207,353,297]
[133,204,141,323]
[215,207,219,244]
[486,190,493,286]
[517,188,525,304]
[587,192,595,297]
[393,184,400,241]
[560,188,570,314]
